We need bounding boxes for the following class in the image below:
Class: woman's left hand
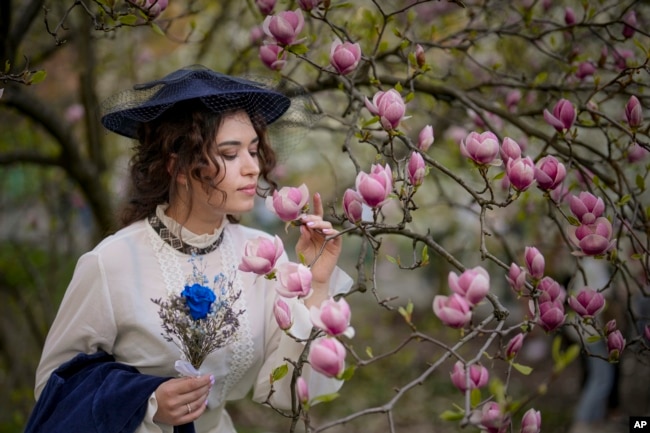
[295,193,342,290]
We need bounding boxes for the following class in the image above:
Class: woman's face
[188,110,261,224]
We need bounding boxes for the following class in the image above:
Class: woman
[32,65,351,433]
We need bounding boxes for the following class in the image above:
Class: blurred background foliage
[1,0,649,432]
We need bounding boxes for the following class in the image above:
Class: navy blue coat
[25,351,194,433]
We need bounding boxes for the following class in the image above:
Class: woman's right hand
[153,374,214,425]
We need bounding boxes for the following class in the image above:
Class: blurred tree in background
[1,1,649,432]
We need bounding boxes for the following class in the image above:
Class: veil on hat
[100,64,322,157]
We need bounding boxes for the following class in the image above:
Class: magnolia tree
[2,0,649,432]
[240,1,649,432]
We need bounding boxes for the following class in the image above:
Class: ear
[167,154,189,187]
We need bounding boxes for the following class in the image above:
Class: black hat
[100,65,292,139]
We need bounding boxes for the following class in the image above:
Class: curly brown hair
[118,100,278,227]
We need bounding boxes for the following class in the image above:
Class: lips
[239,184,257,194]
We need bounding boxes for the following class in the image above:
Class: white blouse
[34,206,352,433]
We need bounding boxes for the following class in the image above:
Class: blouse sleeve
[34,252,117,399]
[251,266,353,410]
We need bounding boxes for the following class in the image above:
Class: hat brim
[100,66,292,139]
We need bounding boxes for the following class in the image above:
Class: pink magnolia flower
[298,0,321,11]
[607,329,625,362]
[364,89,407,130]
[433,294,472,328]
[575,62,596,80]
[605,319,618,335]
[418,124,434,151]
[266,184,309,221]
[449,361,489,392]
[330,39,361,75]
[355,163,392,208]
[274,298,292,330]
[625,95,642,128]
[506,90,521,112]
[520,408,542,433]
[506,263,527,295]
[308,337,346,377]
[276,262,312,298]
[343,188,364,223]
[568,217,616,256]
[535,300,566,332]
[480,401,511,433]
[133,0,168,18]
[550,182,570,203]
[448,266,490,306]
[524,246,545,280]
[250,26,265,44]
[534,155,566,191]
[622,10,637,39]
[537,276,566,305]
[613,48,634,70]
[543,98,576,132]
[415,43,426,68]
[65,103,85,123]
[259,43,287,71]
[628,142,648,163]
[407,152,426,187]
[500,137,522,164]
[262,9,305,46]
[568,288,605,318]
[256,0,276,15]
[564,7,576,25]
[505,333,525,360]
[296,376,309,405]
[460,131,500,165]
[310,297,355,338]
[506,156,536,191]
[238,235,284,275]
[569,191,605,224]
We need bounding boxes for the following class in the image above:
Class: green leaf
[29,70,47,84]
[288,44,309,55]
[439,409,465,421]
[270,364,288,382]
[532,71,548,86]
[386,254,398,265]
[586,335,602,343]
[150,22,165,36]
[470,388,482,407]
[636,174,645,192]
[567,215,581,226]
[4,60,10,73]
[339,365,356,381]
[617,194,631,206]
[311,392,340,404]
[365,346,373,358]
[421,245,429,265]
[488,377,506,404]
[511,362,533,375]
[118,14,138,25]
[552,336,580,373]
[362,115,380,127]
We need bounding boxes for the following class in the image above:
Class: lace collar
[148,204,225,256]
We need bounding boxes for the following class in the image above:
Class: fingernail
[210,375,215,385]
[205,399,209,406]
[322,228,332,233]
[307,221,315,227]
